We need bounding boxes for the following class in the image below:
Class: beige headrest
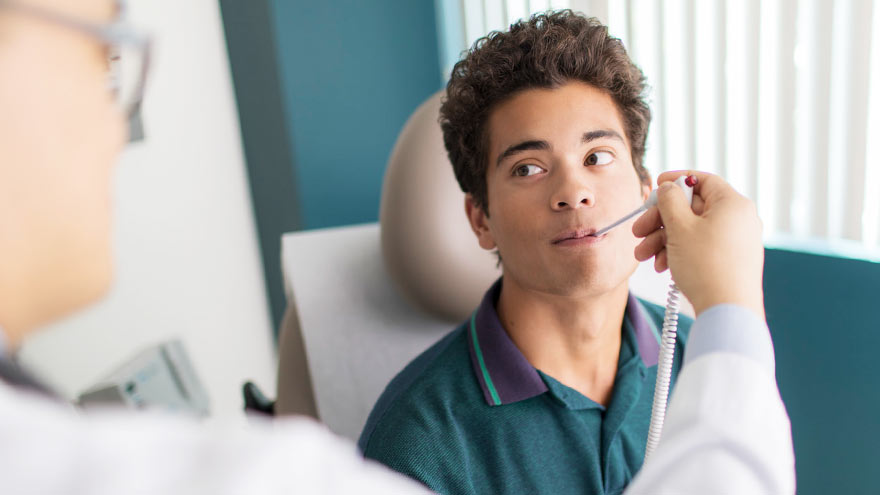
[380,92,501,322]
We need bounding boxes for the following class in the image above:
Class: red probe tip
[684,175,698,187]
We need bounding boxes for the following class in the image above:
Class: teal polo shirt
[359,279,691,495]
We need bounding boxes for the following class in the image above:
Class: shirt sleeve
[0,385,433,495]
[625,304,796,495]
[362,416,472,495]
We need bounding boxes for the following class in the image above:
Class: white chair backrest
[278,224,453,440]
[379,92,500,321]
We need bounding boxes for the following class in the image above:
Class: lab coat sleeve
[625,304,796,495]
[0,385,432,495]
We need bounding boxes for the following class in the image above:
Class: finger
[654,248,669,273]
[690,194,705,216]
[656,170,712,187]
[634,228,666,261]
[659,171,743,209]
[652,171,709,216]
[632,206,662,238]
[654,182,695,236]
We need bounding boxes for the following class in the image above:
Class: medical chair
[273,92,688,442]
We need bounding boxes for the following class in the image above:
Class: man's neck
[496,276,630,406]
[0,324,8,357]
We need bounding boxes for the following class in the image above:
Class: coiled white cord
[644,282,682,460]
[591,174,696,461]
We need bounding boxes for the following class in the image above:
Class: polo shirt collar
[467,278,661,407]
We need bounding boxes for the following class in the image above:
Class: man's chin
[522,267,621,298]
[29,272,112,335]
[553,278,620,298]
[565,256,639,291]
[63,255,114,316]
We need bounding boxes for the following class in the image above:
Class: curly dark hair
[439,10,652,212]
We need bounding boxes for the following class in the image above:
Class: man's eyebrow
[583,129,625,143]
[496,140,550,167]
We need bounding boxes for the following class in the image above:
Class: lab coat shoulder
[0,382,430,494]
[625,305,796,495]
[626,353,795,494]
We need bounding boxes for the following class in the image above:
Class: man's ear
[464,194,497,251]
[641,176,652,202]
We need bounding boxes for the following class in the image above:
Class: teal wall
[764,248,880,494]
[270,0,444,229]
[434,0,466,79]
[220,0,443,328]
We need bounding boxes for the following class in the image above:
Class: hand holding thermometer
[590,174,699,460]
[590,175,697,237]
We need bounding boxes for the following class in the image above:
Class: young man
[359,11,691,494]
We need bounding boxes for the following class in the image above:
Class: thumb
[655,182,695,235]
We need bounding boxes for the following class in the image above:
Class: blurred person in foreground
[0,0,427,492]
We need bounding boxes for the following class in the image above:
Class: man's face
[467,81,650,298]
[0,0,126,332]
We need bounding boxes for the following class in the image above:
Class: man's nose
[550,167,596,211]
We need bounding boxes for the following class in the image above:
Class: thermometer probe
[591,175,697,237]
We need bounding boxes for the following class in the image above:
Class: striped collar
[467,278,661,406]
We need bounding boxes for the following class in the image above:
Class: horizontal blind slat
[842,0,873,241]
[694,0,724,177]
[863,0,880,247]
[773,0,798,235]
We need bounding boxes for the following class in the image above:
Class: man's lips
[551,228,605,245]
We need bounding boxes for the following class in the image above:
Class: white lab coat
[626,304,796,494]
[0,304,793,494]
[0,383,429,494]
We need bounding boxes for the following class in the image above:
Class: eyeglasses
[0,0,151,119]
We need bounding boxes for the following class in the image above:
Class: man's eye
[585,151,614,166]
[513,164,544,177]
